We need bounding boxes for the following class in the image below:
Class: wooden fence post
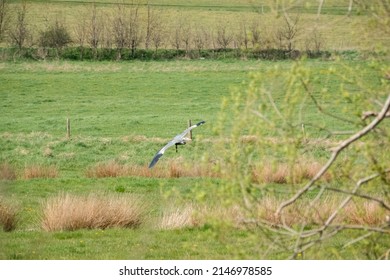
[66,118,71,139]
[188,119,192,140]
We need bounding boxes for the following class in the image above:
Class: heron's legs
[175,141,186,153]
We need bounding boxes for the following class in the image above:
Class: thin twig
[343,232,374,248]
[292,222,389,258]
[347,0,354,16]
[362,110,390,120]
[317,0,325,18]
[276,94,390,216]
[251,109,273,125]
[324,171,389,227]
[300,78,357,125]
[335,224,389,233]
[380,248,390,260]
[322,171,390,212]
[265,89,286,125]
[290,226,341,259]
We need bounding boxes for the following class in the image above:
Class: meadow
[1,57,389,259]
[1,0,390,260]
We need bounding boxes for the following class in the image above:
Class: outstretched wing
[148,121,206,168]
[176,120,206,140]
[148,140,176,168]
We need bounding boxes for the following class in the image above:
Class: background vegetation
[0,0,388,60]
[0,0,389,259]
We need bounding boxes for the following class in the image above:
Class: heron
[148,120,206,168]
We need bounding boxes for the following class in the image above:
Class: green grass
[1,59,378,136]
[1,59,378,170]
[0,226,269,259]
[1,57,388,259]
[1,0,389,261]
[2,218,389,259]
[0,59,260,172]
[1,60,251,137]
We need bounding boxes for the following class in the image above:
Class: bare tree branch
[322,170,390,212]
[324,170,390,227]
[276,93,390,216]
[342,231,374,248]
[362,110,390,120]
[317,0,325,18]
[336,224,389,233]
[290,223,389,259]
[265,89,287,124]
[275,169,390,253]
[251,109,273,125]
[347,0,354,16]
[300,78,358,125]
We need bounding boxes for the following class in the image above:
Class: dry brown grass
[23,165,58,179]
[85,160,331,184]
[158,205,199,230]
[158,197,388,230]
[254,197,388,227]
[344,201,387,225]
[85,162,155,178]
[41,193,145,231]
[43,147,54,157]
[85,161,125,178]
[86,160,219,179]
[252,161,331,184]
[0,198,18,232]
[158,204,245,230]
[240,135,259,144]
[0,162,17,181]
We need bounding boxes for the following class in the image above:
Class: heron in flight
[149,121,206,168]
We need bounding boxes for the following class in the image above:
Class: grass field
[1,57,389,259]
[0,59,379,169]
[1,0,389,260]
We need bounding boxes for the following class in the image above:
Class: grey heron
[148,120,206,168]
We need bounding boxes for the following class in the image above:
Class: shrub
[41,193,145,231]
[158,204,244,230]
[39,20,71,51]
[85,161,124,178]
[86,161,219,179]
[158,205,197,230]
[251,161,331,184]
[0,162,17,180]
[23,165,58,179]
[254,197,388,227]
[158,198,387,231]
[0,198,18,232]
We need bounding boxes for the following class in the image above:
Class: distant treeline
[0,46,336,61]
[0,1,373,62]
